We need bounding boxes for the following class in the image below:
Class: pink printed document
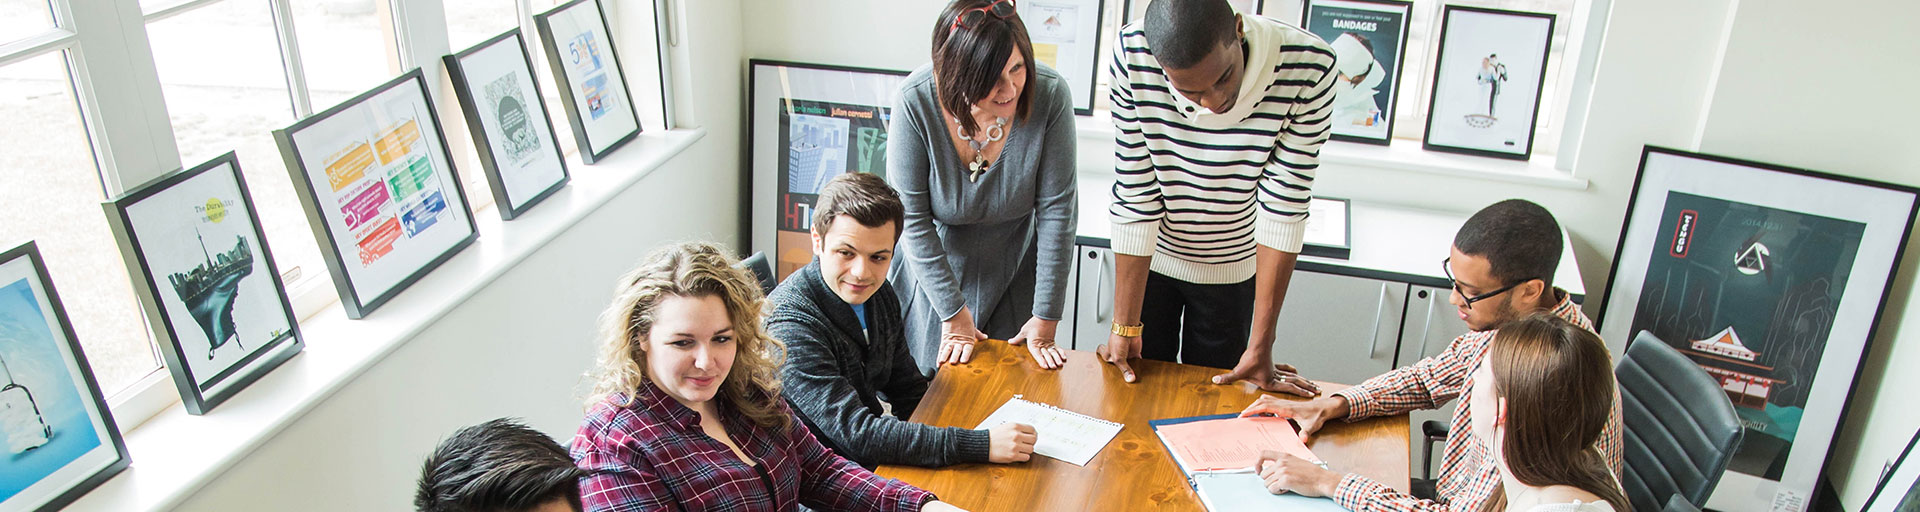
[1153,416,1321,472]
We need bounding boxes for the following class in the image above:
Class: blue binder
[1150,413,1353,512]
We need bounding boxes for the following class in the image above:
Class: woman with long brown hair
[1468,312,1629,512]
[569,242,964,511]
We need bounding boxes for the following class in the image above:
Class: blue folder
[1150,413,1353,512]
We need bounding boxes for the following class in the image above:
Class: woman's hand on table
[1007,317,1067,369]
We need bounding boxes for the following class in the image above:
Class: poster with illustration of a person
[1475,54,1508,119]
[1421,5,1554,160]
[1303,0,1410,144]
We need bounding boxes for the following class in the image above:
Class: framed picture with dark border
[0,241,131,511]
[445,29,571,220]
[1018,0,1106,116]
[534,0,641,164]
[1420,5,1553,160]
[273,68,479,320]
[102,151,304,415]
[746,60,909,282]
[1301,0,1411,145]
[1595,146,1920,512]
[1864,428,1920,512]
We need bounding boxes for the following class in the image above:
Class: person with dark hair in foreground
[416,418,585,512]
[770,173,1036,468]
[1241,199,1624,512]
[1098,0,1337,394]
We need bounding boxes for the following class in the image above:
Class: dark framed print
[102,152,304,415]
[746,60,908,282]
[534,0,641,164]
[1596,146,1920,512]
[1864,428,1920,512]
[1301,0,1411,145]
[1420,5,1554,160]
[1122,0,1263,20]
[1018,0,1106,115]
[273,68,479,320]
[0,241,131,511]
[445,29,571,220]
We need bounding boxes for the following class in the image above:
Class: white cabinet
[1069,245,1114,351]
[1270,271,1407,388]
[1056,241,1081,348]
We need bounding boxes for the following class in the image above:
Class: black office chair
[1617,330,1744,512]
[740,251,778,294]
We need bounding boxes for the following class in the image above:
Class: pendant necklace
[956,116,1007,183]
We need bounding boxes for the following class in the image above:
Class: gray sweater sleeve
[1030,78,1079,321]
[888,87,968,321]
[773,316,991,467]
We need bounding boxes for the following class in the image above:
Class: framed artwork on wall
[1019,0,1106,115]
[0,241,131,511]
[1595,146,1920,512]
[746,60,909,282]
[1122,0,1263,21]
[1300,0,1411,145]
[273,68,479,320]
[445,29,571,220]
[102,152,304,415]
[1863,428,1920,512]
[535,0,641,164]
[1420,5,1554,160]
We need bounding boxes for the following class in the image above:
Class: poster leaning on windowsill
[1019,0,1106,115]
[446,29,571,221]
[535,0,642,164]
[1300,0,1411,146]
[1595,146,1920,512]
[1420,5,1554,160]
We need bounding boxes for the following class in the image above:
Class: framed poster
[0,241,130,512]
[1420,5,1553,160]
[534,0,641,164]
[1864,428,1920,512]
[1122,0,1263,20]
[273,68,479,320]
[1019,0,1105,115]
[1301,0,1410,145]
[102,152,304,415]
[1595,146,1920,512]
[747,60,908,281]
[445,29,571,220]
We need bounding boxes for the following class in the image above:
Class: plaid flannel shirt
[571,382,935,512]
[1328,291,1625,512]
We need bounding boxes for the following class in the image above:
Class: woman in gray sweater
[888,0,1078,374]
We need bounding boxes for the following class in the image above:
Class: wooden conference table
[876,341,1410,511]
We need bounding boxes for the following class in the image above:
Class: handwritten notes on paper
[975,396,1123,466]
[1156,416,1321,472]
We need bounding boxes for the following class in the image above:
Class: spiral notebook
[974,395,1123,466]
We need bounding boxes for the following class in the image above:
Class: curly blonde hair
[585,242,789,429]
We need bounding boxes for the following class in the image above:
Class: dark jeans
[1138,271,1254,369]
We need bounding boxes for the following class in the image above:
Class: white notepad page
[974,395,1124,466]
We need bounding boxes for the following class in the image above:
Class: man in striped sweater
[1097,0,1336,394]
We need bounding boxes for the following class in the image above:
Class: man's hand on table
[986,422,1037,463]
[1213,355,1320,396]
[1095,333,1142,382]
[1238,395,1349,441]
[1257,450,1343,497]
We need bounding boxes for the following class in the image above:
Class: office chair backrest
[740,252,777,294]
[1616,330,1745,512]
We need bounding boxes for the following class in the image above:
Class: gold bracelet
[1111,323,1144,337]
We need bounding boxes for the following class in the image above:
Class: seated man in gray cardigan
[767,172,1036,468]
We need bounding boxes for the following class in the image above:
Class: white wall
[166,0,747,509]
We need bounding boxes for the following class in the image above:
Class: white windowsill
[1073,117,1590,190]
[66,128,705,512]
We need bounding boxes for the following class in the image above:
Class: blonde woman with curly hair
[569,242,964,512]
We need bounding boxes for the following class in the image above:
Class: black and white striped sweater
[1107,15,1336,284]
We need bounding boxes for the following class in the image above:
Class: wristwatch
[1111,322,1144,337]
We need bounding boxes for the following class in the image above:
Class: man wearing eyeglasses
[1235,199,1625,512]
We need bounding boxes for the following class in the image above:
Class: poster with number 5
[537,0,641,163]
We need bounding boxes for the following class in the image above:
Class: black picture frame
[1300,0,1413,146]
[272,68,480,320]
[744,59,911,282]
[101,152,304,415]
[1864,428,1920,512]
[445,29,571,220]
[1017,0,1107,116]
[534,0,642,164]
[1594,146,1920,511]
[1420,5,1554,160]
[0,241,131,512]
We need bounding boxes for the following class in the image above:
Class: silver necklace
[955,116,1007,182]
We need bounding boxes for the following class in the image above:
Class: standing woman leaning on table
[889,0,1079,374]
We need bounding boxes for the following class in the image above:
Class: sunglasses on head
[949,0,1017,36]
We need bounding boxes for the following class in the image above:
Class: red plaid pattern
[1328,292,1625,512]
[571,382,935,512]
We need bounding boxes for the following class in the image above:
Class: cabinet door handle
[1367,282,1389,358]
[1418,290,1438,359]
[1095,251,1113,324]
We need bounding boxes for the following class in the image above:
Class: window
[445,0,522,50]
[0,0,57,47]
[290,0,403,110]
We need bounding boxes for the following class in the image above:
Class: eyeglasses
[1441,257,1531,310]
[949,0,1017,36]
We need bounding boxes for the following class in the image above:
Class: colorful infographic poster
[542,0,639,157]
[774,98,892,277]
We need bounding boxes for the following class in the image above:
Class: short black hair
[1454,199,1562,289]
[416,418,585,512]
[1143,0,1239,70]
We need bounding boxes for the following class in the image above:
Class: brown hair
[809,172,904,241]
[1479,313,1628,512]
[930,0,1038,135]
[585,242,790,430]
